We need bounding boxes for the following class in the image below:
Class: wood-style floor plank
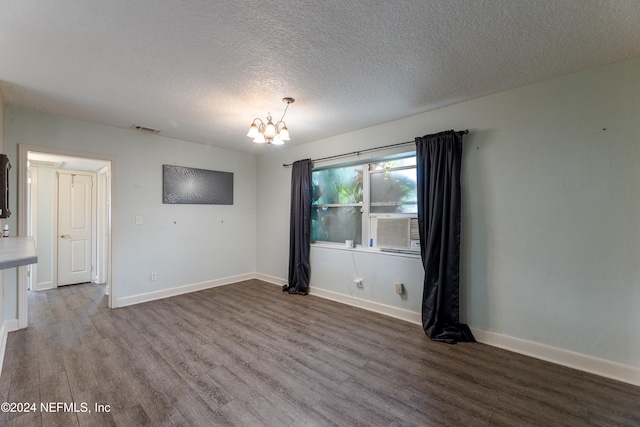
[1,280,639,426]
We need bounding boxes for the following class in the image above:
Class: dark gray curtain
[416,130,475,344]
[283,159,312,295]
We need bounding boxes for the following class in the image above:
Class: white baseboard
[309,286,422,325]
[256,274,421,324]
[255,275,639,387]
[35,281,54,291]
[471,327,640,387]
[254,272,287,287]
[0,319,20,378]
[116,273,255,308]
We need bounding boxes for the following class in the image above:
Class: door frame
[17,144,118,329]
[27,167,37,291]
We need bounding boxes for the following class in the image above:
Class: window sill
[311,242,421,259]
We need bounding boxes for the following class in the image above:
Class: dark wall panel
[162,165,233,205]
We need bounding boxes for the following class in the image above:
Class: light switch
[135,215,142,225]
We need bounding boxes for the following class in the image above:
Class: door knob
[60,234,71,238]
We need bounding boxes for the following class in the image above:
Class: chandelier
[246,97,295,145]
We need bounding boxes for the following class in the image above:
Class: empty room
[0,1,639,426]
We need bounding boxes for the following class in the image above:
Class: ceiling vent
[131,125,160,134]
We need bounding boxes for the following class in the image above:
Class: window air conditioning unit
[375,217,420,252]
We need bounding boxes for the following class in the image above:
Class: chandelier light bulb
[264,117,277,138]
[246,123,259,138]
[279,126,290,141]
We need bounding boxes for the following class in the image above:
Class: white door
[58,172,93,286]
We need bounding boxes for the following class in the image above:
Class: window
[312,165,364,244]
[311,153,417,249]
[369,157,417,214]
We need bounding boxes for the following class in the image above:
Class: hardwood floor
[1,280,638,426]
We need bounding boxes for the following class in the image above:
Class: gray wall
[256,57,640,369]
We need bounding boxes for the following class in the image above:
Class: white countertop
[0,237,38,270]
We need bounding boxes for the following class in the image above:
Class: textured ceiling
[1,0,640,153]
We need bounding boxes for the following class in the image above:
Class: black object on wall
[162,165,233,205]
[416,130,474,344]
[283,159,312,295]
[0,154,11,218]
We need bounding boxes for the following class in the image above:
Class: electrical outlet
[395,282,404,295]
[151,272,157,281]
[354,278,363,288]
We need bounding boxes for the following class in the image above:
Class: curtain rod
[283,129,468,167]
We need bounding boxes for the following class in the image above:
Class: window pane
[370,168,417,214]
[312,206,362,244]
[312,166,364,205]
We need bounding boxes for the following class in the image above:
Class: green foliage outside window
[370,158,417,214]
[312,166,363,205]
[312,166,363,244]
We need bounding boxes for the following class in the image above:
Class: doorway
[17,144,117,329]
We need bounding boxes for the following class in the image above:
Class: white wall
[34,166,54,288]
[257,57,640,370]
[3,108,258,307]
